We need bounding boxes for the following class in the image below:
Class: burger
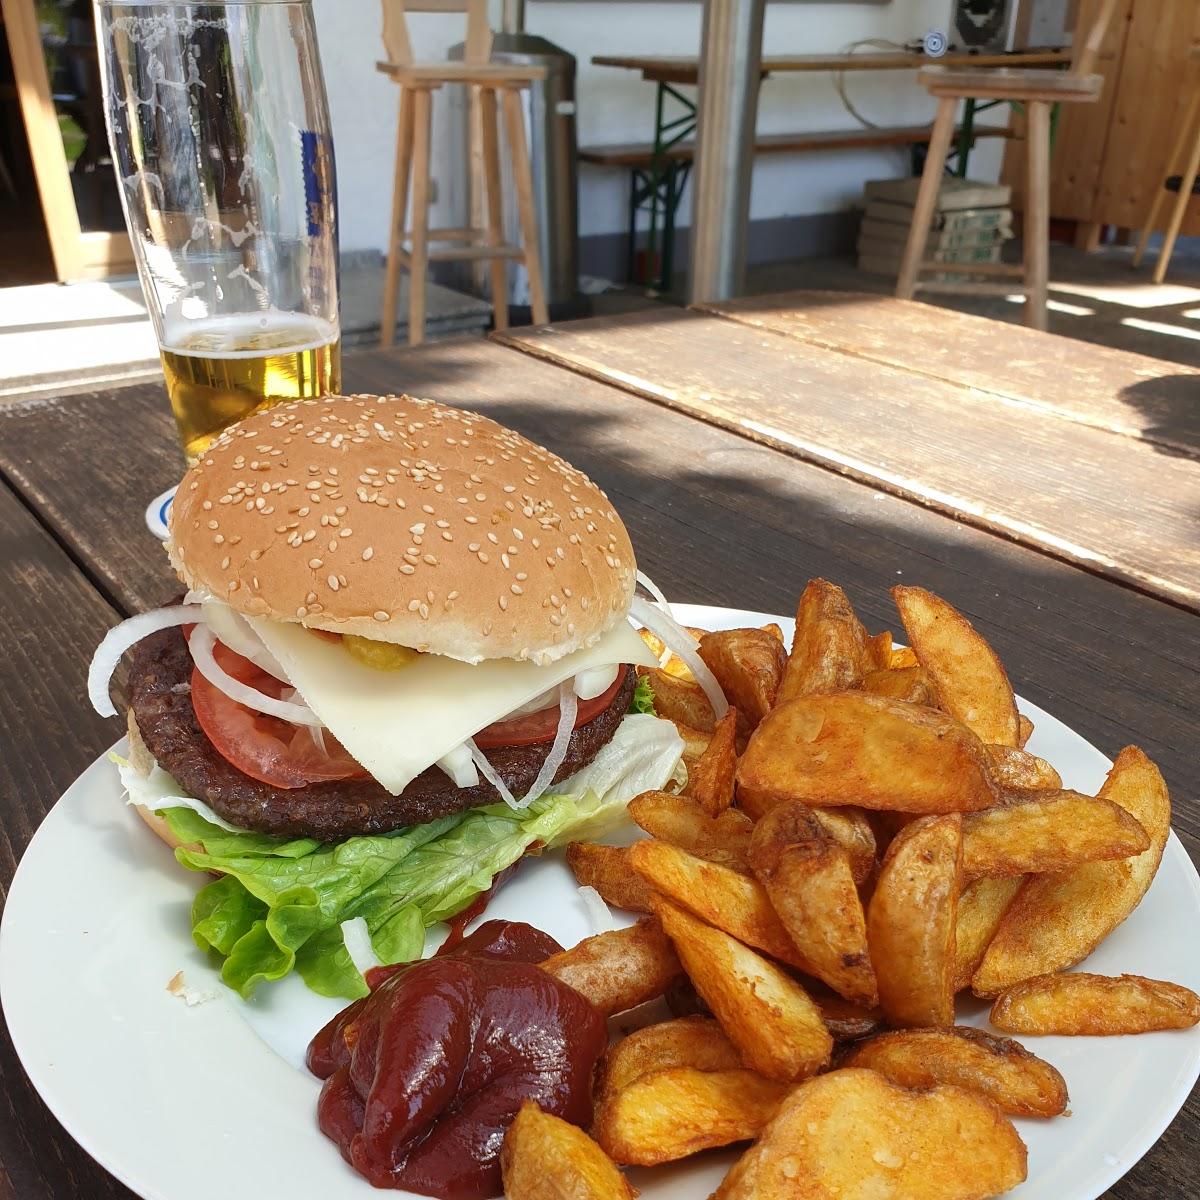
[88,394,718,998]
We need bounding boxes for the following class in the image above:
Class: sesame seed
[499,595,508,611]
[400,564,415,574]
[423,554,438,565]
[408,599,421,612]
[511,583,524,595]
[373,610,390,621]
[328,575,340,591]
[362,547,374,561]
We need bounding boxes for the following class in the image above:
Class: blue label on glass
[301,130,334,238]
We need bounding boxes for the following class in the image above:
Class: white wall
[314,0,1009,254]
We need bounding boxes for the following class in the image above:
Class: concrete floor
[0,254,492,402]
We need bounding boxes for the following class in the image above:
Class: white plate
[2,604,1198,1200]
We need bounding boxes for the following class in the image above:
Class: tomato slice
[189,637,367,789]
[472,667,628,749]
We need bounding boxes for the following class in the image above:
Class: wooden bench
[580,124,1013,289]
[579,123,1012,168]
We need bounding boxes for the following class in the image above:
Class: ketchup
[307,920,607,1199]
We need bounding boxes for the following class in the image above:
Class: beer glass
[96,0,340,462]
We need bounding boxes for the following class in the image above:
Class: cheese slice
[247,616,658,796]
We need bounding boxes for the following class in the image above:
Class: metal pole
[686,0,765,303]
[500,0,526,35]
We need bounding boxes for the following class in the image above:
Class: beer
[160,315,341,461]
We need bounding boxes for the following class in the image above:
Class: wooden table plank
[0,386,185,614]
[0,482,137,1200]
[592,49,1072,84]
[0,343,1196,1198]
[493,310,1200,613]
[697,291,1200,459]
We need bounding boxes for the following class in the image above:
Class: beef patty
[127,627,635,840]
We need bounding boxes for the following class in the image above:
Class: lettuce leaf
[630,673,656,715]
[142,714,682,1000]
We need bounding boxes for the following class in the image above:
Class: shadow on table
[1117,375,1200,461]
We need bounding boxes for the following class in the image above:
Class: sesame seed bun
[166,394,637,663]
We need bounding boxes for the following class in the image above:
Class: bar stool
[895,0,1120,331]
[1131,46,1200,284]
[376,0,549,347]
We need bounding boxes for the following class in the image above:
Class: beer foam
[163,311,338,359]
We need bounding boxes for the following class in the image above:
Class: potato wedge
[592,1067,788,1166]
[840,1027,1068,1117]
[891,645,919,669]
[540,917,682,1016]
[962,791,1149,881]
[867,813,962,1028]
[672,721,712,772]
[776,578,872,703]
[637,627,693,681]
[806,983,883,1041]
[653,897,833,1080]
[697,627,786,731]
[713,1069,1027,1200]
[749,803,877,1007]
[627,791,753,872]
[893,585,1019,748]
[1018,713,1034,748]
[684,706,737,816]
[810,806,877,885]
[973,747,1171,997]
[501,1101,636,1200]
[954,876,1025,993]
[637,667,715,733]
[627,839,805,968]
[595,1015,743,1098]
[986,745,1062,792]
[867,629,894,670]
[991,972,1200,1036]
[737,693,995,816]
[861,663,939,706]
[566,843,653,913]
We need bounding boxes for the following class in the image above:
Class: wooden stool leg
[896,96,958,301]
[478,86,510,332]
[407,86,433,347]
[500,86,549,326]
[1153,109,1200,285]
[1134,85,1200,269]
[380,88,415,349]
[1024,100,1051,332]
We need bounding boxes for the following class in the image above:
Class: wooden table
[0,293,1197,1199]
[592,49,1073,86]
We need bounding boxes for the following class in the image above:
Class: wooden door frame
[2,0,133,280]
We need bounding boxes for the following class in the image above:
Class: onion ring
[516,682,578,809]
[88,605,204,717]
[188,624,324,727]
[630,594,729,721]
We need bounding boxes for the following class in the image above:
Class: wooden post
[407,87,434,347]
[478,87,510,331]
[380,88,415,348]
[501,86,549,326]
[896,96,958,301]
